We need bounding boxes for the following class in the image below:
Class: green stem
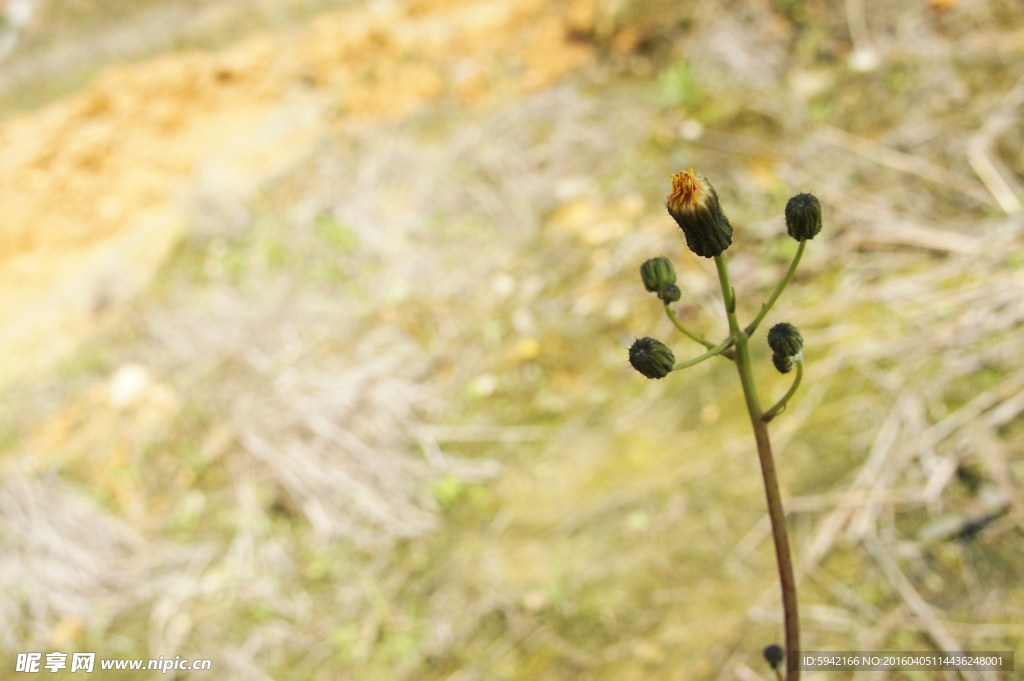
[714,254,801,681]
[762,358,804,423]
[664,304,736,361]
[671,336,734,371]
[665,304,716,350]
[744,240,806,337]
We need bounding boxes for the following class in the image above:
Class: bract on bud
[785,192,822,241]
[658,282,681,303]
[767,322,804,357]
[667,168,733,258]
[772,352,794,374]
[628,337,675,379]
[640,257,676,292]
[763,645,785,670]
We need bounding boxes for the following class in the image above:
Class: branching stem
[671,335,734,371]
[665,304,715,349]
[664,304,736,360]
[714,254,801,681]
[745,240,806,337]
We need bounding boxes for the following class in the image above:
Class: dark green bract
[768,322,803,356]
[628,337,675,379]
[657,282,681,303]
[772,352,794,374]
[667,184,733,258]
[785,193,822,241]
[640,257,676,292]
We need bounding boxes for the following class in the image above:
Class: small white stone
[511,308,536,336]
[492,273,516,299]
[473,373,498,397]
[522,591,548,613]
[606,297,629,321]
[108,364,150,408]
[848,48,880,73]
[679,119,704,141]
[5,0,34,27]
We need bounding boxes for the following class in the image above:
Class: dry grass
[1,0,1023,679]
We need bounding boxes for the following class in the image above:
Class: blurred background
[1,0,1023,679]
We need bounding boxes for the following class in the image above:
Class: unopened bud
[763,645,785,670]
[628,337,675,379]
[767,322,803,356]
[640,257,676,292]
[772,352,794,374]
[658,282,681,303]
[785,192,822,241]
[667,169,733,258]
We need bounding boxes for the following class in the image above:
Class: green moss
[430,473,468,509]
[656,61,704,110]
[315,215,360,253]
[330,624,360,664]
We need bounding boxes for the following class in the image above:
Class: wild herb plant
[629,169,823,681]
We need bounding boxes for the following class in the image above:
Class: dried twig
[967,73,1024,215]
[863,537,996,681]
[816,126,996,208]
[801,396,905,568]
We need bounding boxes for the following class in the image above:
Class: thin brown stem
[715,255,801,680]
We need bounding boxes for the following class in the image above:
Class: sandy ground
[0,0,597,381]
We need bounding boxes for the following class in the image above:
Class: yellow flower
[666,169,733,258]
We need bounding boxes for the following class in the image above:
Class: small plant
[628,169,824,680]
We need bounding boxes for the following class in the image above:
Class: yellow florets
[667,168,709,214]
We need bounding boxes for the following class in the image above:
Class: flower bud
[666,168,733,258]
[640,257,676,293]
[772,352,794,374]
[628,337,675,379]
[657,282,681,303]
[784,192,822,241]
[767,322,804,356]
[763,645,785,670]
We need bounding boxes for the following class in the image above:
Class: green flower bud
[785,192,822,241]
[640,257,676,293]
[772,352,794,374]
[763,645,785,670]
[767,322,804,356]
[667,168,733,258]
[657,282,681,303]
[628,337,675,379]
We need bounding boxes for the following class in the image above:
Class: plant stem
[665,304,736,361]
[671,335,734,371]
[714,254,801,681]
[745,240,806,337]
[665,304,716,349]
[762,358,804,423]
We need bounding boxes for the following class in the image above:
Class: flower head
[628,337,675,379]
[767,322,804,357]
[763,645,785,670]
[667,168,733,258]
[640,257,676,293]
[784,192,822,241]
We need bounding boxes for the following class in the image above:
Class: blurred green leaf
[315,215,360,253]
[657,61,704,110]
